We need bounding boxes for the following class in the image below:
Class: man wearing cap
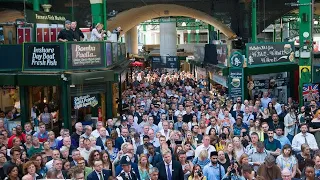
[203,151,225,180]
[116,155,139,180]
[87,160,112,180]
[256,155,281,180]
[58,20,74,42]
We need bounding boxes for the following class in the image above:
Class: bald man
[274,168,300,180]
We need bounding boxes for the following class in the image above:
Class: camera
[197,170,203,177]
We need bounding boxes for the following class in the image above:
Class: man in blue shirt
[264,129,281,156]
[203,151,225,180]
[273,126,291,148]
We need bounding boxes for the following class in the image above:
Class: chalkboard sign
[24,43,64,70]
[67,42,104,69]
[246,42,295,67]
[228,68,244,101]
[166,56,178,69]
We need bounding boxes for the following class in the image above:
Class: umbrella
[131,61,144,67]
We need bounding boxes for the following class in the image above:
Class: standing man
[292,123,318,152]
[116,155,138,180]
[58,20,74,42]
[156,149,184,180]
[71,21,84,41]
[203,151,225,180]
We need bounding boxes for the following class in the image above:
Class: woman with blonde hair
[90,23,105,41]
[192,150,210,169]
[233,136,245,161]
[183,131,197,149]
[225,142,236,161]
[138,154,152,180]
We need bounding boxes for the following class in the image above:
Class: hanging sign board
[24,43,64,70]
[166,56,178,69]
[67,42,104,69]
[151,56,164,69]
[228,68,244,100]
[246,42,295,67]
[26,10,71,24]
[73,94,99,109]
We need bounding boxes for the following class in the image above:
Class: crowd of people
[0,69,320,180]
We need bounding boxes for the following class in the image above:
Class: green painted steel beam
[251,0,257,43]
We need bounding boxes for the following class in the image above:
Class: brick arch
[107,4,236,38]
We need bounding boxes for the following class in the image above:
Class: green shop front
[0,41,128,132]
[228,42,299,103]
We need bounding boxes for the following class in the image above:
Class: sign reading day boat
[68,43,103,68]
[24,44,63,69]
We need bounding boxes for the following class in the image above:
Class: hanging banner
[166,56,178,69]
[24,43,64,70]
[112,43,118,63]
[216,44,228,66]
[106,43,112,66]
[151,56,164,69]
[67,42,104,69]
[246,42,295,67]
[73,94,99,109]
[228,68,244,100]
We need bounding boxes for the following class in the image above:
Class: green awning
[17,74,61,86]
[69,70,114,85]
[0,74,16,86]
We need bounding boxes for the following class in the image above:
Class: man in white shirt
[92,121,105,138]
[195,135,216,158]
[159,120,171,141]
[261,92,271,108]
[80,138,95,161]
[243,106,255,126]
[148,129,160,147]
[45,149,60,169]
[174,104,186,117]
[272,98,282,115]
[81,125,93,139]
[292,123,318,152]
[205,118,220,135]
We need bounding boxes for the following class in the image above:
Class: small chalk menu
[246,42,295,67]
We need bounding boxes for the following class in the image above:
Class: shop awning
[246,63,299,75]
[17,73,61,86]
[69,70,114,85]
[0,74,17,86]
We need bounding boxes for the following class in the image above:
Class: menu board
[67,43,104,69]
[246,42,295,66]
[228,68,244,100]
